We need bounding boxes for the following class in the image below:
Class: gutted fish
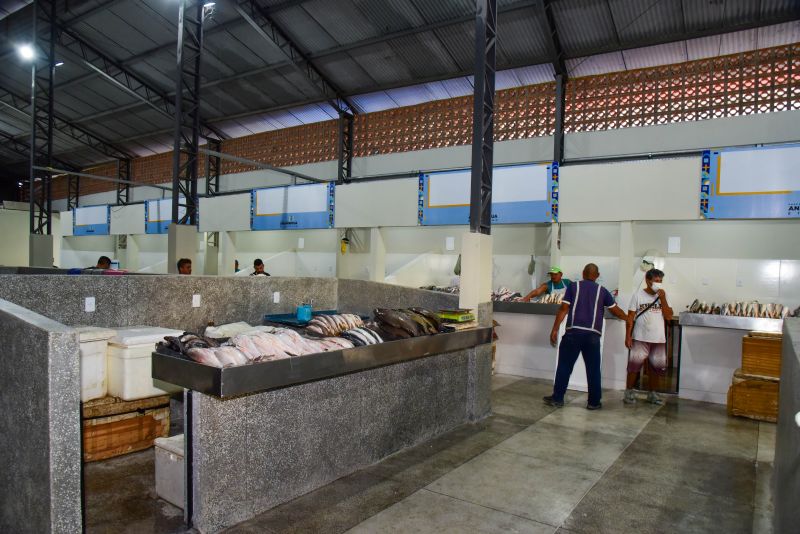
[187,347,223,368]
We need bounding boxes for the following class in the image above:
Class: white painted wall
[0,209,31,267]
[232,228,338,278]
[60,235,115,269]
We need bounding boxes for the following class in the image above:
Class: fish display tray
[679,312,783,333]
[263,310,339,326]
[152,328,492,398]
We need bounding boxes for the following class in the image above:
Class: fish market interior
[0,1,798,533]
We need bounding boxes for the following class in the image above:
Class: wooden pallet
[82,395,171,462]
[727,368,779,423]
[741,333,782,378]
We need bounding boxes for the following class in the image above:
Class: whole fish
[230,335,262,361]
[374,308,421,336]
[340,330,367,346]
[404,310,437,335]
[187,347,223,368]
[215,346,248,366]
[409,308,442,331]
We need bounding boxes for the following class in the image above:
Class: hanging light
[17,44,35,61]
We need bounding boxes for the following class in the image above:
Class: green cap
[548,266,562,274]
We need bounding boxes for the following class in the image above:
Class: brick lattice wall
[51,44,798,200]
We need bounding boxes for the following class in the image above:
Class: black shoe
[586,403,602,410]
[543,395,564,408]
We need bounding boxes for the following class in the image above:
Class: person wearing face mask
[624,268,673,405]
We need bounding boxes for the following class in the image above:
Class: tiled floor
[85,375,775,534]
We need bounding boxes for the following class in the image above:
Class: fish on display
[409,308,443,331]
[374,308,422,337]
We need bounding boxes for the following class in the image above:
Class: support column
[368,228,386,282]
[168,223,197,274]
[29,0,57,236]
[125,234,140,272]
[459,232,493,327]
[204,232,219,275]
[549,222,561,268]
[617,221,635,300]
[217,230,237,276]
[29,234,54,267]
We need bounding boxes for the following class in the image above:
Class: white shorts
[628,341,667,375]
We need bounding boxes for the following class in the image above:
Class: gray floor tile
[346,489,555,534]
[563,474,755,534]
[604,432,757,505]
[643,410,759,460]
[752,507,774,534]
[426,448,602,527]
[491,387,561,424]
[224,471,413,534]
[540,391,660,439]
[754,463,775,513]
[495,421,631,473]
[492,373,526,391]
[757,422,777,464]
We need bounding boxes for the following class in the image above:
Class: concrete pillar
[29,234,54,267]
[125,235,140,272]
[549,222,561,267]
[368,228,386,282]
[617,221,635,300]
[459,232,493,326]
[167,223,197,274]
[217,231,237,276]
[205,244,219,275]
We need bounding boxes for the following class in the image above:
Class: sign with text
[418,163,554,226]
[702,144,800,219]
[251,183,335,230]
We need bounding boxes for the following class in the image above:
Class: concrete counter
[186,336,493,533]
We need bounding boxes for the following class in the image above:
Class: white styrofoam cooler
[107,326,183,401]
[74,326,116,402]
[154,434,184,509]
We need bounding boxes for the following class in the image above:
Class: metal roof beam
[50,21,227,140]
[0,129,78,170]
[234,0,355,114]
[0,85,134,159]
[536,0,566,75]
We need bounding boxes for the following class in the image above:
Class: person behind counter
[543,263,628,410]
[251,258,270,276]
[94,256,111,269]
[177,258,192,275]
[522,266,572,302]
[624,268,673,405]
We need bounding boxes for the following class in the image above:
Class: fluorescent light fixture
[55,61,64,67]
[17,43,35,61]
[203,2,216,7]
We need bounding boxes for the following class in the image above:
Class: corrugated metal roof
[622,41,688,70]
[497,8,550,66]
[552,0,617,56]
[757,20,800,48]
[609,0,685,44]
[566,51,626,77]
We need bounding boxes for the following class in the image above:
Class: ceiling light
[17,44,35,61]
[203,2,216,7]
[55,61,64,67]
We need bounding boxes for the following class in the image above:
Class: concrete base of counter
[190,344,492,533]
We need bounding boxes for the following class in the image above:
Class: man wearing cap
[522,266,572,302]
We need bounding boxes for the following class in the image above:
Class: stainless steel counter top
[152,327,493,398]
[679,312,783,333]
[492,302,560,315]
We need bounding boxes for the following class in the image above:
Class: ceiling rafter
[234,0,356,115]
[536,0,566,75]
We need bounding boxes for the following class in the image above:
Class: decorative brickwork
[49,44,797,200]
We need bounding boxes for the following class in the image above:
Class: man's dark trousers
[551,330,602,406]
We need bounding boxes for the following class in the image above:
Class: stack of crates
[727,331,782,422]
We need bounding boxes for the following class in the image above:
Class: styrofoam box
[154,434,184,510]
[107,326,184,401]
[74,326,116,402]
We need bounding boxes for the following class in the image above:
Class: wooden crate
[82,395,170,462]
[741,333,782,378]
[727,369,779,423]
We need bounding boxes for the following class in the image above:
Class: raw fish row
[687,299,797,319]
[305,313,364,337]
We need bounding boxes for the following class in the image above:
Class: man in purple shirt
[543,263,628,410]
